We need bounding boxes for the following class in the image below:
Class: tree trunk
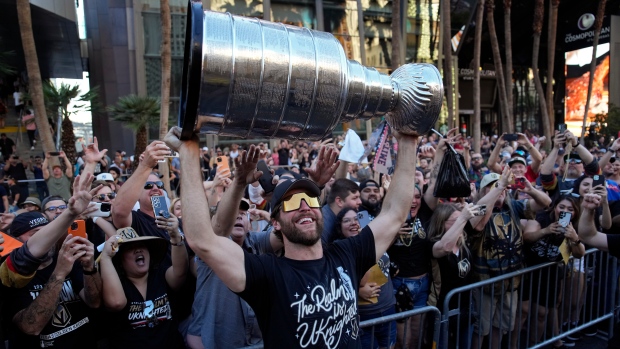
[473,0,485,152]
[546,0,560,129]
[134,125,148,171]
[532,0,551,148]
[442,0,454,129]
[503,0,513,129]
[391,0,402,70]
[580,0,607,143]
[61,115,78,163]
[16,0,55,154]
[159,0,172,198]
[486,0,513,132]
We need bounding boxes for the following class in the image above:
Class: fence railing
[442,248,618,349]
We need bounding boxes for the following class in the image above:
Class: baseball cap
[270,179,321,210]
[20,197,42,209]
[568,153,582,161]
[202,147,209,151]
[480,173,501,190]
[508,157,527,167]
[359,179,379,191]
[96,173,114,182]
[8,212,49,238]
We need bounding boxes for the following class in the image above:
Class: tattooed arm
[12,235,84,335]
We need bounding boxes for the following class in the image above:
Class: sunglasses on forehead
[280,192,321,212]
[144,181,164,190]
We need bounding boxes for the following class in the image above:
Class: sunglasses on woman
[144,181,164,190]
[280,192,321,212]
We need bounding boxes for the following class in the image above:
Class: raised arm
[13,235,86,335]
[80,137,108,184]
[369,131,418,261]
[540,132,563,176]
[42,153,50,180]
[99,235,127,311]
[519,177,551,212]
[112,141,168,228]
[155,215,188,290]
[59,151,73,178]
[305,145,341,187]
[26,174,99,258]
[76,238,102,308]
[592,184,612,230]
[578,193,608,250]
[165,127,247,293]
[598,138,620,169]
[565,130,595,166]
[517,133,542,173]
[470,166,511,230]
[487,134,506,174]
[432,204,476,258]
[211,146,261,237]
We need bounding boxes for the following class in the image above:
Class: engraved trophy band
[179,1,444,140]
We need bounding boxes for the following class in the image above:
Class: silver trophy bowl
[179,1,443,140]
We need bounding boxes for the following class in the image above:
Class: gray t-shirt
[46,175,71,200]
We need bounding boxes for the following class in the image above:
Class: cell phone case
[68,220,87,239]
[151,196,170,218]
[216,156,231,178]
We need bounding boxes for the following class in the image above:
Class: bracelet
[571,239,582,246]
[93,217,99,223]
[83,266,98,275]
[171,234,185,246]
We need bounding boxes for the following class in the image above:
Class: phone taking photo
[68,220,87,239]
[88,202,112,218]
[593,174,606,188]
[357,211,371,228]
[558,211,572,228]
[151,195,170,218]
[503,134,518,142]
[473,205,487,216]
[257,160,276,193]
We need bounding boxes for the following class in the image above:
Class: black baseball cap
[8,212,49,238]
[270,179,321,209]
[359,179,379,190]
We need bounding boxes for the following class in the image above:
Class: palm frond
[107,94,161,131]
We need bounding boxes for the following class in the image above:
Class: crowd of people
[0,124,618,349]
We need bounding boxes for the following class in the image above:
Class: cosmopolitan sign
[564,13,610,52]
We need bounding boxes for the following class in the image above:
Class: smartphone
[473,205,487,216]
[151,195,170,218]
[68,220,87,239]
[558,124,567,133]
[257,160,276,193]
[513,177,526,190]
[357,210,371,228]
[87,202,111,218]
[159,148,179,162]
[503,134,518,142]
[558,211,572,228]
[216,156,231,178]
[593,174,606,188]
[0,232,24,257]
[49,151,60,156]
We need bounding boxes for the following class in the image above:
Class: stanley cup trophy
[179,1,444,141]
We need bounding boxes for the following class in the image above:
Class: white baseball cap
[96,173,114,182]
[202,147,209,151]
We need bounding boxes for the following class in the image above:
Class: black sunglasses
[94,192,117,201]
[144,181,164,190]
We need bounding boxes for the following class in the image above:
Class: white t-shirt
[13,92,22,106]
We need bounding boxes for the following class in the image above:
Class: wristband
[93,217,99,223]
[571,239,582,246]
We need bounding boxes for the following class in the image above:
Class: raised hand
[102,235,122,258]
[82,136,108,164]
[553,131,566,149]
[164,126,199,153]
[155,214,180,234]
[582,193,602,210]
[55,235,87,278]
[460,203,477,221]
[306,146,340,187]
[234,145,261,186]
[67,173,100,216]
[140,141,170,168]
[75,237,96,272]
[498,166,513,189]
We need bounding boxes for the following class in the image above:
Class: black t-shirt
[387,198,433,277]
[524,212,566,266]
[0,138,15,156]
[239,225,376,348]
[131,210,172,267]
[427,242,474,311]
[9,183,26,205]
[0,184,7,212]
[108,266,183,349]
[2,259,95,348]
[277,148,290,166]
[5,163,28,182]
[607,234,620,258]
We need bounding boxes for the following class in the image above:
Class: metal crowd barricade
[441,248,618,349]
[360,306,441,349]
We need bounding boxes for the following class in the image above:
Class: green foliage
[593,104,620,141]
[107,94,161,130]
[41,81,102,120]
[0,50,16,76]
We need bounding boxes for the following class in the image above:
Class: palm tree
[503,0,513,127]
[442,0,454,129]
[532,0,551,146]
[16,0,55,154]
[391,0,402,69]
[41,81,100,163]
[108,95,160,169]
[159,0,172,197]
[486,0,513,132]
[546,0,560,128]
[580,0,607,142]
[0,50,16,76]
[472,0,485,152]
